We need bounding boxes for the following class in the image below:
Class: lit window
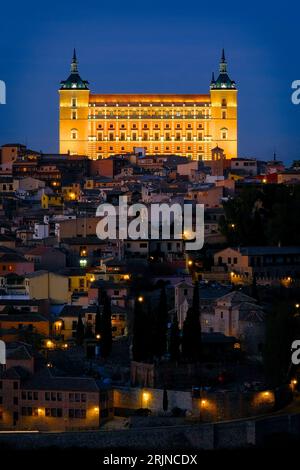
[71,129,78,140]
[221,128,228,140]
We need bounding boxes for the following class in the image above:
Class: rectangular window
[71,98,77,107]
[69,409,86,419]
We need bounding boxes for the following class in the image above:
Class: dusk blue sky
[0,0,299,163]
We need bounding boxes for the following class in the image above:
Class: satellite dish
[0,340,6,365]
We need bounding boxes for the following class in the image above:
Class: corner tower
[59,50,90,155]
[210,49,237,158]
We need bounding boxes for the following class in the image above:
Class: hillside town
[0,139,300,435]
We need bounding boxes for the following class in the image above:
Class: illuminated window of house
[71,98,77,107]
[222,111,226,119]
[72,111,77,120]
[221,128,228,140]
[222,98,227,107]
[71,129,78,140]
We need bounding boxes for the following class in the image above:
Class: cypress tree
[182,281,201,362]
[163,388,169,412]
[95,305,102,337]
[101,292,112,358]
[132,296,146,362]
[169,314,180,362]
[76,313,85,346]
[154,286,168,359]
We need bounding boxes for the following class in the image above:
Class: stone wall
[1,413,300,450]
[114,386,275,421]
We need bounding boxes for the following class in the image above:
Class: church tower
[210,49,238,158]
[59,50,90,155]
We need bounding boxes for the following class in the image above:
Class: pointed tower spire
[219,48,227,73]
[71,49,78,74]
[210,71,216,88]
[60,49,89,90]
[221,48,226,62]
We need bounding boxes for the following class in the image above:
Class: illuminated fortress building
[59,50,237,160]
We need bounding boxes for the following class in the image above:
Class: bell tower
[210,50,238,158]
[59,50,90,155]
